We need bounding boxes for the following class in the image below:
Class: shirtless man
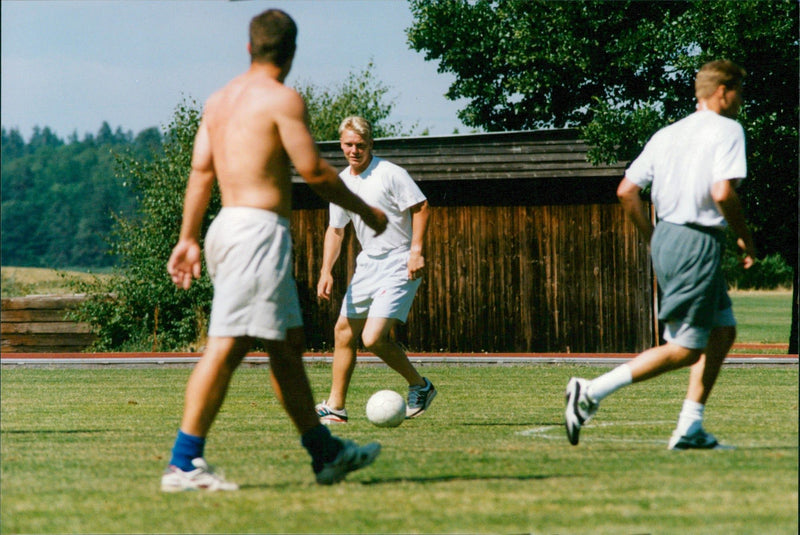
[161,9,387,491]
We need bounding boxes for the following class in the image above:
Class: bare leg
[264,327,320,435]
[686,325,736,404]
[180,336,251,437]
[361,317,424,387]
[586,341,703,403]
[325,316,364,410]
[627,342,703,383]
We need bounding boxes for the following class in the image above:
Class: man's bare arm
[408,200,429,279]
[277,91,387,234]
[317,226,345,301]
[712,179,756,268]
[167,118,216,289]
[617,177,653,242]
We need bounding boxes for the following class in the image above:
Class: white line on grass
[519,420,674,445]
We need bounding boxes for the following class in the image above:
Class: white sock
[675,399,705,436]
[586,364,633,402]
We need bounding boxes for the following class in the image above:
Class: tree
[1,127,28,160]
[71,100,214,350]
[0,125,145,268]
[408,0,798,352]
[295,61,412,140]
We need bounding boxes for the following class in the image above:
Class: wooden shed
[290,129,654,354]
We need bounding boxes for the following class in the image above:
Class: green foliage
[408,0,694,131]
[407,0,798,272]
[71,101,216,351]
[295,61,412,140]
[723,251,794,291]
[1,123,159,268]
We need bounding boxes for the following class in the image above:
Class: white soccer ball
[365,390,406,427]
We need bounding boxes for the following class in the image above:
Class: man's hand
[167,239,202,290]
[317,272,334,301]
[737,237,756,270]
[408,251,425,280]
[363,206,388,236]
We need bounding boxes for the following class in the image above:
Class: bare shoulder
[259,80,305,116]
[201,85,230,121]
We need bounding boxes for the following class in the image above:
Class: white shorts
[340,250,421,322]
[204,207,302,341]
[663,307,737,349]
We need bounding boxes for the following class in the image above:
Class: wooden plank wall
[291,202,653,354]
[291,129,654,353]
[1,295,95,353]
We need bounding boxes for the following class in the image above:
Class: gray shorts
[204,207,302,341]
[652,222,735,349]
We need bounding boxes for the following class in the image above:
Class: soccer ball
[365,390,406,427]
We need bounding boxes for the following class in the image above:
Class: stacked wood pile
[1,294,95,353]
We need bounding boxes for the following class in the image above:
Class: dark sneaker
[316,400,348,424]
[315,439,381,485]
[406,377,437,418]
[161,458,239,492]
[564,377,598,446]
[668,428,719,450]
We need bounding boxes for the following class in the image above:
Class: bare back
[199,66,311,218]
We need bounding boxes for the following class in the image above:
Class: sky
[1,0,468,141]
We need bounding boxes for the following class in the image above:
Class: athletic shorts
[652,221,736,349]
[340,249,421,322]
[204,207,302,341]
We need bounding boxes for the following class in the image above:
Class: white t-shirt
[329,156,427,256]
[625,110,747,229]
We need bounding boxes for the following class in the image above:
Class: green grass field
[0,266,112,298]
[729,290,793,347]
[2,364,796,534]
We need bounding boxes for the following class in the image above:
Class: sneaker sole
[161,484,192,492]
[564,379,582,446]
[319,415,348,425]
[160,481,238,492]
[669,438,723,450]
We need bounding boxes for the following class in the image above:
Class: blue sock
[169,430,205,471]
[301,424,342,474]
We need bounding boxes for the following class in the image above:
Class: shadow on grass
[359,473,556,485]
[238,473,558,490]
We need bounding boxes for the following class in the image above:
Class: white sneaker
[315,400,348,424]
[564,377,599,446]
[161,458,239,492]
[315,439,381,485]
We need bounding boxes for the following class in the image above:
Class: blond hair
[695,60,747,99]
[338,116,373,141]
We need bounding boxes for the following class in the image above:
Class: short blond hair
[338,116,373,141]
[695,60,746,99]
